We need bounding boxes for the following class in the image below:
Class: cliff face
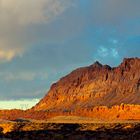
[33,58,140,111]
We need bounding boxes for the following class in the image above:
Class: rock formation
[0,58,140,121]
[33,58,140,112]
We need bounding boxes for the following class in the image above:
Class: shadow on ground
[0,123,140,140]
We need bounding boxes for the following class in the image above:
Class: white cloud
[98,46,109,57]
[109,39,118,45]
[0,71,48,81]
[0,0,72,62]
[97,46,119,58]
[0,0,71,25]
[0,49,16,61]
[0,46,23,62]
[0,98,40,110]
[111,48,119,58]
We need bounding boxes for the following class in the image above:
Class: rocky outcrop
[0,58,139,121]
[33,58,140,112]
[0,104,140,121]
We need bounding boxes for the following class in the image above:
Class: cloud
[0,71,48,81]
[0,0,139,102]
[0,0,71,25]
[0,98,40,110]
[96,46,119,59]
[0,46,23,62]
[91,0,140,25]
[0,49,17,62]
[111,48,119,58]
[0,0,139,63]
[97,46,109,57]
[0,0,72,62]
[109,39,118,45]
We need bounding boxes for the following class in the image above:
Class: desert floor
[0,116,140,140]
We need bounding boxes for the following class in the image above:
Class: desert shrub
[0,127,3,137]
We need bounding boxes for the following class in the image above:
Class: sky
[0,0,140,109]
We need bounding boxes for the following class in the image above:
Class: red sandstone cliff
[0,58,140,121]
[33,58,140,112]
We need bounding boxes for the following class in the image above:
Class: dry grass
[0,116,140,134]
[0,117,140,140]
[46,115,140,124]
